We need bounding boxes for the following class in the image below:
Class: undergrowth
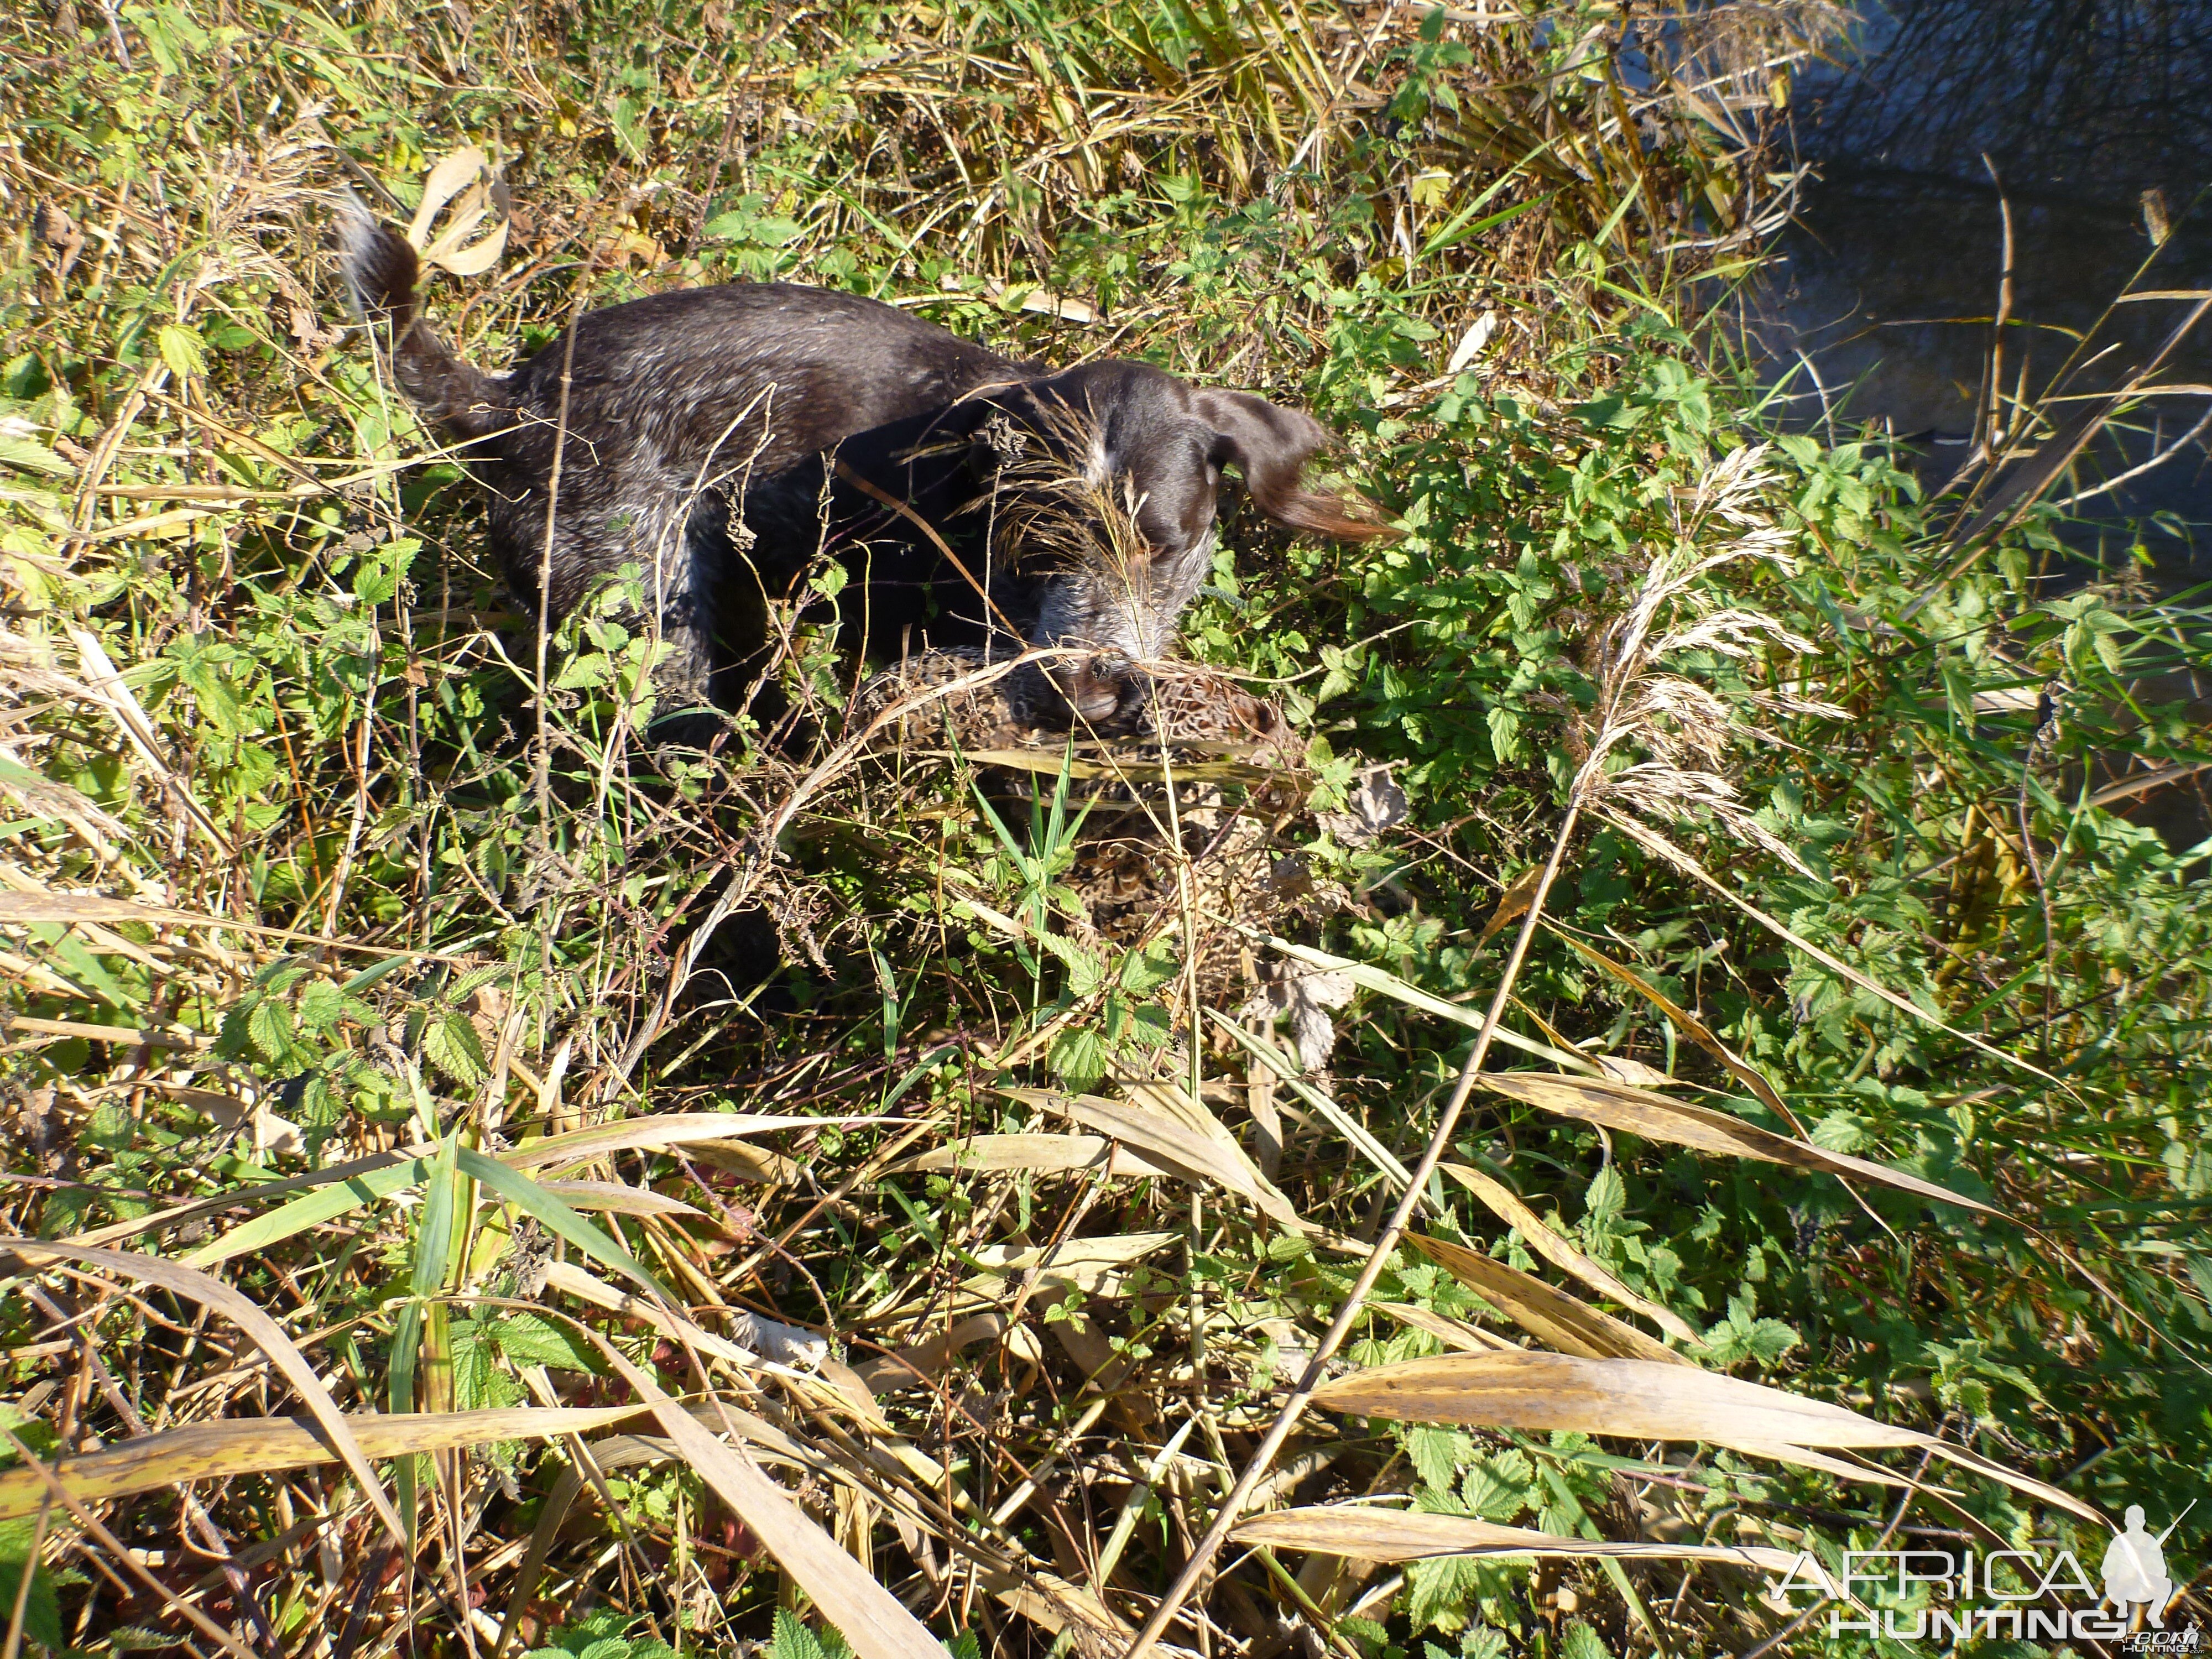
[1,1,2209,1657]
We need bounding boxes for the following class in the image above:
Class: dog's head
[964,360,1394,727]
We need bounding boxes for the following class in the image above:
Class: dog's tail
[337,195,502,437]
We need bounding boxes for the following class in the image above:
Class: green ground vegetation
[1,1,2208,1655]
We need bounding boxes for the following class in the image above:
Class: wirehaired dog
[338,202,1393,733]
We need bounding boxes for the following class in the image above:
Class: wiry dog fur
[338,199,1392,731]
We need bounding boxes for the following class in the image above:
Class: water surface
[1752,0,2212,576]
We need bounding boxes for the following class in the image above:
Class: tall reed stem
[1121,798,1585,1659]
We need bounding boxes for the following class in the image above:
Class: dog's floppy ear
[1192,389,1395,542]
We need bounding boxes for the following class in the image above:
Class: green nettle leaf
[768,1609,846,1659]
[1811,1109,1866,1152]
[1460,1461,1529,1524]
[1560,1623,1613,1659]
[298,979,346,1036]
[1582,1166,1625,1228]
[1703,1291,1802,1366]
[175,657,247,736]
[1048,1024,1109,1094]
[1486,705,1520,762]
[1036,930,1106,998]
[1120,939,1181,996]
[419,1009,487,1088]
[1407,1423,1473,1492]
[155,322,207,378]
[0,1517,64,1650]
[552,654,610,691]
[446,1318,521,1411]
[526,1606,680,1659]
[1406,1552,1481,1635]
[491,1311,602,1374]
[247,995,299,1063]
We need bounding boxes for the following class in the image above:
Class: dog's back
[343,209,1025,652]
[501,283,1014,473]
[341,200,1391,731]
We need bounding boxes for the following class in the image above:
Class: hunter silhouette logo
[2103,1505,2182,1627]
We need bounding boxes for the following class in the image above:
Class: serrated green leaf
[1582,1166,1624,1227]
[1405,1551,1481,1635]
[1119,938,1181,996]
[420,1008,487,1088]
[769,1610,826,1659]
[492,1312,603,1374]
[447,1319,525,1410]
[0,1517,63,1650]
[1407,1423,1472,1493]
[156,322,207,378]
[298,979,345,1036]
[1486,705,1520,763]
[1048,1024,1108,1094]
[1035,930,1105,997]
[0,435,73,477]
[247,996,298,1063]
[1460,1461,1528,1524]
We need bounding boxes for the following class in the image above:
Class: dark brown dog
[340,202,1391,731]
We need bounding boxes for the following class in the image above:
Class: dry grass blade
[1481,864,1548,942]
[1405,1233,1690,1365]
[1254,932,1603,1073]
[0,887,469,958]
[0,1240,414,1552]
[1439,1165,1701,1344]
[0,1425,259,1659]
[1375,1301,1515,1352]
[0,1405,649,1522]
[1552,932,1803,1134]
[959,1229,1181,1298]
[1310,1350,2103,1522]
[1474,1071,2003,1217]
[1002,1082,1303,1228]
[507,1113,895,1170]
[536,1178,703,1218]
[0,1013,208,1051]
[581,1337,947,1659]
[1229,1506,1822,1578]
[1209,1010,1415,1191]
[538,1261,778,1373]
[890,1133,1169,1178]
[1312,1349,1923,1447]
[854,1311,1014,1393]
